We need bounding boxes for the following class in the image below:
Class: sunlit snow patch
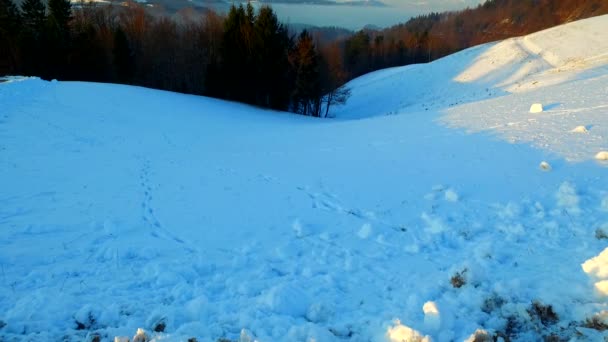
[386,319,430,342]
[571,125,589,133]
[529,103,544,113]
[596,151,608,161]
[582,247,608,295]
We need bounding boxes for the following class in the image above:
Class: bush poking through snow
[583,312,608,331]
[481,294,505,314]
[450,269,468,288]
[188,338,198,342]
[528,301,559,326]
[465,329,493,342]
[153,320,166,332]
[595,227,608,240]
[86,333,102,342]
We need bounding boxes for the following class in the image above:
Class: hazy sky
[260,0,486,30]
[380,0,483,7]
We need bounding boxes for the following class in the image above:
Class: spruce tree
[220,4,255,103]
[45,0,71,79]
[20,0,45,76]
[47,0,71,35]
[113,27,134,84]
[20,0,45,35]
[253,6,291,110]
[292,30,322,116]
[0,0,22,73]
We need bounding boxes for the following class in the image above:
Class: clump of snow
[571,125,588,133]
[595,151,608,161]
[132,328,149,342]
[582,248,608,296]
[239,329,257,342]
[539,161,552,171]
[386,320,430,342]
[602,195,608,211]
[421,212,446,234]
[357,223,373,239]
[582,247,608,279]
[292,219,304,237]
[258,283,311,316]
[594,281,608,296]
[444,188,459,202]
[556,181,580,215]
[306,302,332,323]
[114,337,129,342]
[423,301,441,331]
[529,103,544,113]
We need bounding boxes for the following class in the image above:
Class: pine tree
[220,4,256,104]
[47,0,71,35]
[45,0,72,79]
[113,27,134,84]
[20,0,45,76]
[291,30,322,116]
[20,0,45,35]
[0,0,22,73]
[253,5,291,110]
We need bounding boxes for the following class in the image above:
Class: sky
[251,0,487,30]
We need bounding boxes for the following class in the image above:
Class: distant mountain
[257,0,387,7]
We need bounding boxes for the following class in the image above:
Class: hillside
[1,15,608,342]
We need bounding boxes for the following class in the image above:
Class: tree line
[0,0,349,117]
[2,0,608,116]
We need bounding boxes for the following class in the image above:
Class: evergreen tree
[47,0,71,35]
[20,0,45,34]
[291,30,322,116]
[45,0,72,79]
[20,0,46,76]
[253,5,291,110]
[0,0,22,73]
[219,4,256,104]
[113,27,134,84]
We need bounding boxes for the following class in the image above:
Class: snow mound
[387,320,430,342]
[583,248,608,296]
[571,126,589,133]
[596,151,608,161]
[529,103,544,113]
[540,161,552,171]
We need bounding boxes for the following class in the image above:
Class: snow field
[1,15,608,342]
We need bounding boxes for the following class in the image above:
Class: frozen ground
[1,15,608,342]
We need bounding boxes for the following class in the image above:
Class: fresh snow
[1,15,608,342]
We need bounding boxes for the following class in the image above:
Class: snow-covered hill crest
[334,15,608,163]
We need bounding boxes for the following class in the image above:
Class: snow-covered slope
[1,16,608,342]
[333,15,608,163]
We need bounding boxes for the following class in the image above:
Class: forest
[1,0,607,116]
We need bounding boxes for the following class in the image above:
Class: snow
[1,14,608,342]
[596,151,608,161]
[539,160,552,171]
[386,320,430,342]
[529,103,544,113]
